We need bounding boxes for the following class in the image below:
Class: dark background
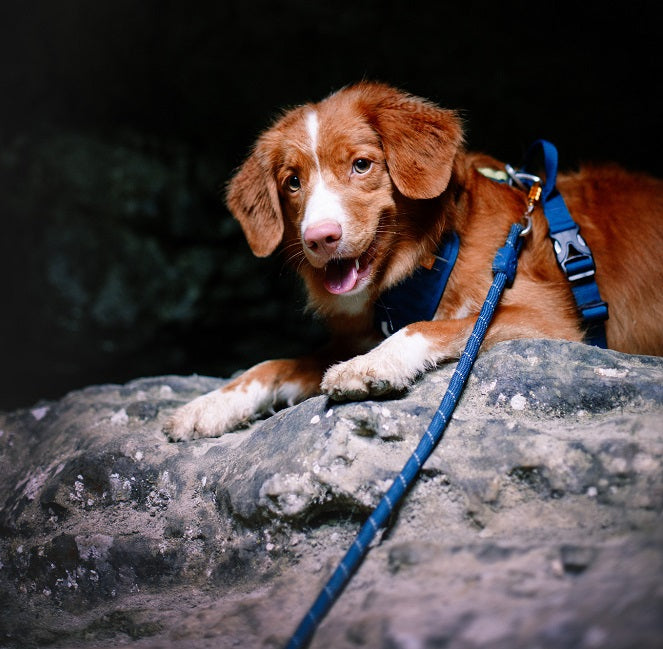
[1,0,660,410]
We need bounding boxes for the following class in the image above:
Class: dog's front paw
[321,355,410,401]
[321,330,433,401]
[164,389,247,441]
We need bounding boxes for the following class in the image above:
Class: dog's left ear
[365,85,463,200]
[226,142,284,258]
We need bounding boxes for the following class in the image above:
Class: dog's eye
[286,175,301,192]
[352,158,372,174]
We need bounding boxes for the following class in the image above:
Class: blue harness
[374,139,609,348]
[374,231,460,337]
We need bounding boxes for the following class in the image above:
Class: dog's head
[226,82,463,306]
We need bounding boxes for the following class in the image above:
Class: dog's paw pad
[326,379,371,402]
[322,360,405,401]
[162,390,236,442]
[163,404,205,442]
[163,417,193,442]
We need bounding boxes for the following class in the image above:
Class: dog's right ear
[226,143,284,258]
[359,83,463,200]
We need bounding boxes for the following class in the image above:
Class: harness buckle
[550,226,596,282]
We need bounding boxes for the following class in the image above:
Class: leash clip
[505,164,541,238]
[519,180,541,237]
[505,163,541,191]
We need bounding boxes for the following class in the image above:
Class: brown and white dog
[165,82,663,441]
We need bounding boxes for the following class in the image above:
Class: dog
[165,82,663,441]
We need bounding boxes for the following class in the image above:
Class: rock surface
[1,339,662,648]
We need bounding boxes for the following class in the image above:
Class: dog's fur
[165,82,663,441]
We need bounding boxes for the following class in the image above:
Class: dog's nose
[303,221,342,258]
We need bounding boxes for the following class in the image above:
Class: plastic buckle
[550,226,596,282]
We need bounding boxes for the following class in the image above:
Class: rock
[0,339,662,648]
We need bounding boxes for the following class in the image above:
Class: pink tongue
[324,259,358,294]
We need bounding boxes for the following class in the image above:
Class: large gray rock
[1,339,661,648]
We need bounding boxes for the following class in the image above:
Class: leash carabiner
[505,163,541,192]
[519,180,541,237]
[504,163,541,238]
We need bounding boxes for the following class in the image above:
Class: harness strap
[375,231,460,336]
[519,139,609,348]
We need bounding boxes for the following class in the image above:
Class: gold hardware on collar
[527,182,542,206]
[420,256,436,270]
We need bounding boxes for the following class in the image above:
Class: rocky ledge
[1,339,662,649]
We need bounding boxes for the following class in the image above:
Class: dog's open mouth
[323,246,375,295]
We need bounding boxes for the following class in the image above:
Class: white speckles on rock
[159,385,174,397]
[30,406,49,421]
[75,534,114,561]
[480,380,497,395]
[70,479,86,504]
[259,472,323,518]
[17,468,49,501]
[110,409,128,425]
[309,415,321,425]
[109,473,133,502]
[510,394,527,411]
[594,367,629,379]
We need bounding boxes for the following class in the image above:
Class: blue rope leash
[285,222,527,649]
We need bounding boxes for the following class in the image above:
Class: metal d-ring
[520,214,533,237]
[505,163,542,191]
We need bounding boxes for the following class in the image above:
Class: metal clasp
[503,164,541,238]
[550,226,596,282]
[505,163,541,192]
[518,180,541,237]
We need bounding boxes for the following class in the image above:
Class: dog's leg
[164,357,326,441]
[322,306,583,401]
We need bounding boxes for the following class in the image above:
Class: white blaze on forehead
[305,110,320,167]
[301,108,348,234]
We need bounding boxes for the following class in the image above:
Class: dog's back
[558,165,663,354]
